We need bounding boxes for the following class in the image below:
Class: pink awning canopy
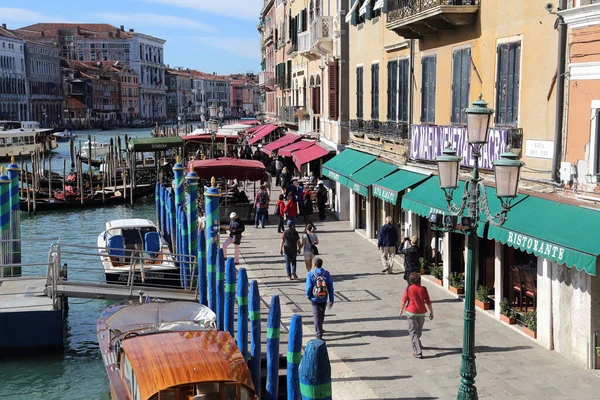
[277,140,317,157]
[188,158,266,181]
[292,143,332,170]
[240,119,259,125]
[262,133,301,155]
[248,124,279,145]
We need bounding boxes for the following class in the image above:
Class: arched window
[309,75,315,87]
[309,0,314,22]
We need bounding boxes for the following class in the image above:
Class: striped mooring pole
[236,267,249,361]
[204,177,220,313]
[7,158,21,274]
[173,160,185,254]
[155,183,161,233]
[198,230,207,305]
[287,314,303,400]
[249,280,261,398]
[299,339,332,400]
[216,248,225,331]
[186,170,199,281]
[266,295,281,400]
[224,257,236,337]
[0,168,11,275]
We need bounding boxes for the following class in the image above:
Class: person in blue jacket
[305,257,334,340]
[377,216,399,274]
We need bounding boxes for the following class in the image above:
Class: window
[371,63,379,120]
[102,43,108,49]
[102,51,108,61]
[356,66,363,119]
[77,43,84,49]
[451,47,471,125]
[78,51,84,61]
[91,52,96,61]
[495,41,521,126]
[595,110,600,177]
[90,44,96,49]
[387,60,398,121]
[421,55,436,124]
[329,60,339,120]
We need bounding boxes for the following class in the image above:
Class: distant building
[165,68,193,121]
[0,25,28,121]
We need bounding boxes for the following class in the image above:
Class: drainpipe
[552,0,568,183]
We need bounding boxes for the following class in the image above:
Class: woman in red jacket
[399,272,434,358]
[283,192,298,228]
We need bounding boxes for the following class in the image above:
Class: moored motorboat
[53,130,77,142]
[81,141,111,160]
[97,218,180,287]
[97,300,256,400]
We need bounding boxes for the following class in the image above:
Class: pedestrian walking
[297,181,305,216]
[284,192,298,227]
[281,167,291,189]
[378,216,399,274]
[254,185,270,228]
[275,194,286,233]
[280,220,302,280]
[264,170,272,197]
[399,236,422,284]
[300,224,319,272]
[399,272,434,358]
[316,181,328,220]
[275,157,284,186]
[302,192,316,231]
[222,212,245,264]
[305,257,334,340]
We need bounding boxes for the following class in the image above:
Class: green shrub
[448,272,464,289]
[419,257,432,272]
[500,298,516,318]
[430,264,443,280]
[522,311,537,332]
[476,285,489,302]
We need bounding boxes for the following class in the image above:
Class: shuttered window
[421,55,436,124]
[287,60,292,89]
[312,86,321,114]
[387,60,398,121]
[329,60,339,120]
[356,66,363,119]
[398,58,409,123]
[451,47,471,125]
[495,41,521,126]
[371,63,379,121]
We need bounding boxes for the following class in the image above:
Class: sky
[0,0,263,74]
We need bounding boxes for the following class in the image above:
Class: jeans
[276,169,282,186]
[311,301,327,338]
[255,207,266,227]
[284,252,297,277]
[408,315,425,356]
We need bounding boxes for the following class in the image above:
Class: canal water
[0,128,157,400]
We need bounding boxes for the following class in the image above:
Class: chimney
[120,25,124,31]
[1,23,6,30]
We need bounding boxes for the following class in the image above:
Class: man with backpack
[305,257,334,340]
[254,185,270,228]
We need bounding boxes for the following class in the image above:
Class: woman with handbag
[300,224,319,273]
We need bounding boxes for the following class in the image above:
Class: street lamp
[208,103,219,158]
[432,95,524,400]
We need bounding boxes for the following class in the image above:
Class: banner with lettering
[409,125,509,170]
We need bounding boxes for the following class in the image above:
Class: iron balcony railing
[387,0,479,24]
[280,106,299,125]
[350,119,410,141]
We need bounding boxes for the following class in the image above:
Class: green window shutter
[351,0,358,26]
[366,0,373,20]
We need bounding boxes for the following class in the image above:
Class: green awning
[487,196,600,275]
[128,137,183,152]
[322,149,376,187]
[346,160,398,196]
[372,169,431,204]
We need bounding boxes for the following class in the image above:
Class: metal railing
[350,119,410,140]
[280,106,299,124]
[310,16,332,48]
[387,0,480,23]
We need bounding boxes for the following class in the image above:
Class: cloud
[0,7,68,25]
[194,36,260,61]
[95,12,217,32]
[143,0,262,21]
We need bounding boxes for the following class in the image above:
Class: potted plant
[419,257,431,275]
[522,311,537,339]
[475,285,491,310]
[499,297,517,325]
[430,264,443,286]
[448,272,464,295]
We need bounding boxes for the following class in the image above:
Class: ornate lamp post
[208,103,219,159]
[433,95,524,400]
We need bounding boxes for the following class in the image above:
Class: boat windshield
[150,383,253,400]
[121,227,157,249]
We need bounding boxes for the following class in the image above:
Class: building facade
[129,33,167,120]
[165,68,194,121]
[0,25,28,121]
[259,0,277,118]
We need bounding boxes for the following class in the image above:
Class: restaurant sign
[322,167,346,186]
[506,231,565,262]
[372,185,399,204]
[410,125,509,170]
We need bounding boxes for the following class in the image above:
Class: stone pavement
[235,214,600,400]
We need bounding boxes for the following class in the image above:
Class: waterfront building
[259,0,277,119]
[165,68,194,121]
[85,61,139,122]
[230,79,245,117]
[0,24,28,121]
[229,76,260,118]
[61,60,94,126]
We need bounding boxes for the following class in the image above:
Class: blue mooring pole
[266,295,281,400]
[0,170,11,274]
[180,206,189,289]
[155,182,161,232]
[224,257,236,337]
[198,230,207,306]
[236,268,249,361]
[7,160,20,274]
[204,177,220,313]
[299,339,332,400]
[216,247,225,331]
[287,314,302,400]
[186,171,199,285]
[249,280,261,398]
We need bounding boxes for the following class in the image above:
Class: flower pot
[433,277,443,286]
[420,269,426,275]
[475,299,491,310]
[449,285,464,295]
[499,314,516,325]
[523,326,537,339]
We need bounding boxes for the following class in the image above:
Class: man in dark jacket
[400,235,422,284]
[223,212,245,263]
[377,216,399,274]
[316,181,328,220]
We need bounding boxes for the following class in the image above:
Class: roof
[15,23,132,39]
[189,158,266,181]
[0,27,24,41]
[106,219,155,230]
[122,330,254,400]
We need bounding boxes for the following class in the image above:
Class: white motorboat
[81,141,111,160]
[97,218,180,287]
[0,120,58,159]
[53,130,77,142]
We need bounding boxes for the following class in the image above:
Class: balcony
[286,43,298,56]
[310,16,333,53]
[280,106,299,125]
[259,71,275,91]
[386,0,480,39]
[298,30,311,55]
[350,120,410,141]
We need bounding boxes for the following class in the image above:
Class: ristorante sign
[506,231,566,262]
[410,125,509,170]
